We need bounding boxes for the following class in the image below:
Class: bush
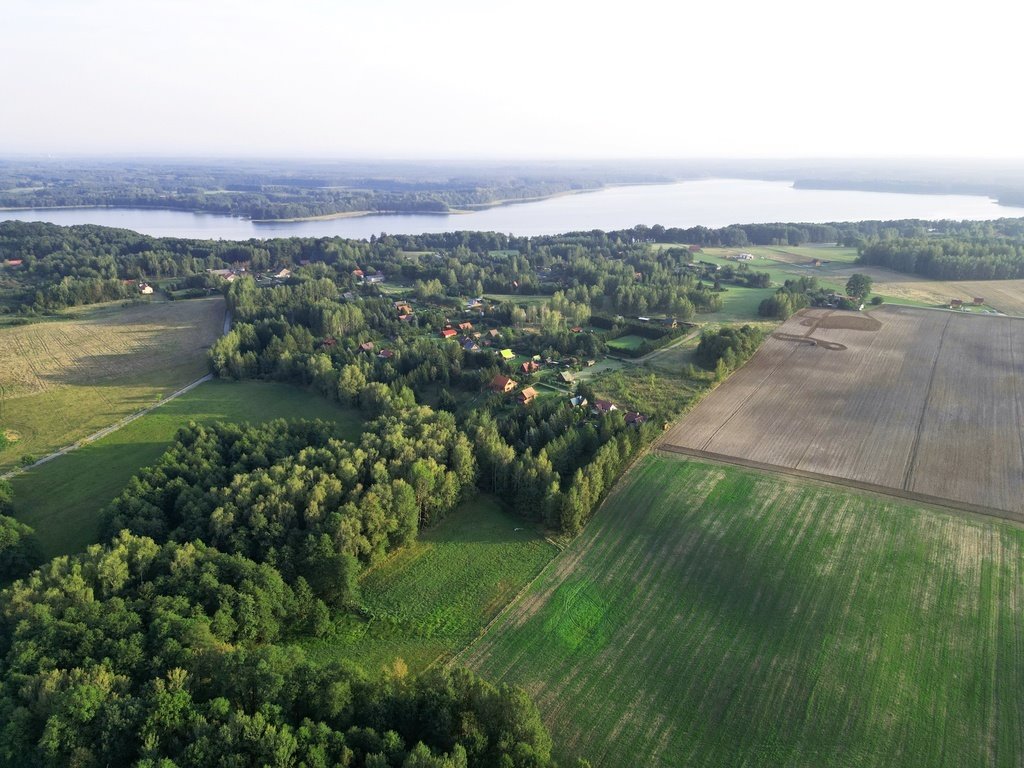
[871,295,884,305]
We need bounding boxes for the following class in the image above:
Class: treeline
[857,236,1024,280]
[0,481,42,584]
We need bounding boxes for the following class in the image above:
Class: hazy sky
[3,0,1022,159]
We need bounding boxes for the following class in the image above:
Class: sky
[3,0,1023,159]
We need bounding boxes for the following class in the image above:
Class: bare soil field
[0,298,224,469]
[661,305,1024,520]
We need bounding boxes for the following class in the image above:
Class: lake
[4,178,1024,241]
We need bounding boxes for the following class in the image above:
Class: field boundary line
[656,444,1024,528]
[0,374,214,481]
[900,313,951,492]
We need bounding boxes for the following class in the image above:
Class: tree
[846,273,873,300]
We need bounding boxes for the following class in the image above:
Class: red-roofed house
[441,328,458,339]
[592,399,618,414]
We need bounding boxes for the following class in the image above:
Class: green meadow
[300,495,558,674]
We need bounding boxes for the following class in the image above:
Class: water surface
[4,179,1022,240]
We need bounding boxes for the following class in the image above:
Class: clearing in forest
[299,495,558,674]
[0,298,225,469]
[466,455,1024,768]
[661,305,1024,520]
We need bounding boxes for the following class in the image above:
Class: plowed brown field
[661,305,1024,520]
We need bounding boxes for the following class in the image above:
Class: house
[488,329,501,338]
[224,273,238,283]
[465,298,483,310]
[208,268,234,277]
[273,268,291,280]
[458,322,474,331]
[517,387,538,405]
[569,395,589,408]
[625,411,647,426]
[661,317,678,329]
[138,283,154,295]
[441,328,458,339]
[585,359,596,367]
[321,337,337,348]
[571,326,584,333]
[398,313,413,323]
[638,316,651,323]
[499,348,515,361]
[394,302,413,315]
[559,371,575,384]
[489,375,518,394]
[365,274,385,284]
[378,349,395,360]
[3,259,23,267]
[520,361,540,374]
[359,341,375,353]
[592,399,618,415]
[736,252,754,261]
[352,269,365,279]
[463,340,480,352]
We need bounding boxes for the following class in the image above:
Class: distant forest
[0,161,669,220]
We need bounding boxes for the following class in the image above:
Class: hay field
[466,456,1024,768]
[661,305,1024,520]
[0,298,224,469]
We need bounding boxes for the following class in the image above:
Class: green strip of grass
[467,455,1024,768]
[10,380,363,559]
[299,495,558,674]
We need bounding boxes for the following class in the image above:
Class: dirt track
[661,305,1024,521]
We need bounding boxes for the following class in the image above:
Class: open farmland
[466,455,1024,768]
[661,305,1024,520]
[0,298,224,469]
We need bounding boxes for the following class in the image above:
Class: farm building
[517,387,538,405]
[490,375,518,394]
[950,298,964,309]
[973,297,985,306]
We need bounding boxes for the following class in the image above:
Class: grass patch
[605,334,646,351]
[9,380,363,559]
[0,297,225,470]
[467,455,1024,767]
[484,293,551,307]
[591,367,702,418]
[299,495,557,674]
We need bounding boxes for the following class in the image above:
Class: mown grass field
[300,495,557,674]
[0,297,224,470]
[605,334,646,351]
[466,455,1024,768]
[9,380,363,558]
